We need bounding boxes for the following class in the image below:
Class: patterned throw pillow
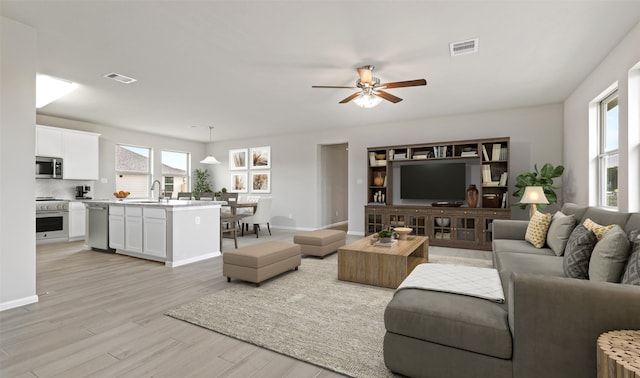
[525,211,552,248]
[583,218,616,240]
[546,212,577,256]
[563,225,598,279]
[588,225,631,282]
[621,230,640,285]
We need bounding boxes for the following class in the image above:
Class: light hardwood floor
[1,228,490,377]
[1,231,347,377]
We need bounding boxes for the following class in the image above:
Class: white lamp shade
[200,155,220,164]
[353,93,382,108]
[520,186,549,204]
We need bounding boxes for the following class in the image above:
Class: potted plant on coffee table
[378,229,394,244]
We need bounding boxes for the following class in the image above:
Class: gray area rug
[166,253,492,377]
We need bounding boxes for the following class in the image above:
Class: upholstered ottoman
[223,241,301,286]
[293,229,346,258]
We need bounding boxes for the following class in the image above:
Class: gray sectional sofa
[383,203,640,378]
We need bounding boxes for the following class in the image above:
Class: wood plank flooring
[1,228,490,377]
[1,231,346,377]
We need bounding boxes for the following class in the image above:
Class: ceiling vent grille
[104,72,137,84]
[449,38,479,56]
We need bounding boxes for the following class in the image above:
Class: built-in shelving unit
[365,137,511,250]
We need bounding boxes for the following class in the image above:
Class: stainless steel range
[36,197,69,244]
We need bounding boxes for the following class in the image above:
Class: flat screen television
[400,162,466,200]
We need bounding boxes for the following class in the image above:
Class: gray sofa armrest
[508,273,640,378]
[492,219,529,240]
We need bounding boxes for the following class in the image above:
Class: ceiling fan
[312,65,427,108]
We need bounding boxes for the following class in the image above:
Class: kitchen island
[84,199,223,267]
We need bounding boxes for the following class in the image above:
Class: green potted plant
[513,163,565,210]
[378,229,394,243]
[193,168,212,200]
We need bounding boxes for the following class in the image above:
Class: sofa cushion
[561,203,588,222]
[496,251,565,277]
[588,225,631,282]
[546,212,576,256]
[563,225,598,279]
[583,218,616,240]
[625,214,640,235]
[493,239,556,256]
[621,231,640,285]
[384,288,512,359]
[525,211,552,248]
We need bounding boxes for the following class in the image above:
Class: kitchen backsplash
[35,179,94,200]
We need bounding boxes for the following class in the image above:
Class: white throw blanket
[397,263,505,303]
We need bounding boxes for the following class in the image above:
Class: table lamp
[520,186,549,218]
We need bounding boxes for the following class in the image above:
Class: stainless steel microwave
[36,156,63,179]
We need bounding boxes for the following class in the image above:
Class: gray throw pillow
[563,225,598,279]
[621,230,640,285]
[546,212,576,256]
[588,225,631,282]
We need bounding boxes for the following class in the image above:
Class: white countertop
[82,199,225,208]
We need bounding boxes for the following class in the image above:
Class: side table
[597,330,640,378]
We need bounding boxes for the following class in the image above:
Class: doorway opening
[319,143,348,230]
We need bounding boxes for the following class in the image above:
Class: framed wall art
[229,172,248,193]
[229,148,248,170]
[251,171,271,193]
[250,146,271,169]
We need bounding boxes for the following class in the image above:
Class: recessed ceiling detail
[104,72,137,84]
[449,38,479,56]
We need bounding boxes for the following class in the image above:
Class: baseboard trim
[0,295,39,312]
[167,252,221,267]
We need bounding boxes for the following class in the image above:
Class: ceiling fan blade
[379,79,427,89]
[357,67,373,85]
[339,92,360,104]
[375,90,403,103]
[312,85,358,89]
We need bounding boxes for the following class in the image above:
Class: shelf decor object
[466,184,479,208]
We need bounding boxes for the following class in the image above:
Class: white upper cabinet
[35,125,62,157]
[36,125,100,180]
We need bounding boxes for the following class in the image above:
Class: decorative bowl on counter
[113,190,130,199]
[435,217,451,227]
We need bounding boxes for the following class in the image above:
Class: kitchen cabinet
[143,208,166,258]
[35,125,100,180]
[62,130,100,180]
[108,205,125,250]
[68,201,86,240]
[36,125,62,157]
[125,207,143,253]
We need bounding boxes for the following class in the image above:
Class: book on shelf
[501,194,508,208]
[394,153,407,160]
[499,147,508,161]
[491,144,501,161]
[499,172,508,186]
[482,145,490,161]
[482,164,492,183]
[483,181,500,187]
[460,151,478,157]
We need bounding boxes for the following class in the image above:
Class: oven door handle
[87,206,107,210]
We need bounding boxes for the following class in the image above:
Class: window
[161,150,190,199]
[115,145,151,198]
[598,90,619,209]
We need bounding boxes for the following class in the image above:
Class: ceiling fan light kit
[312,65,426,108]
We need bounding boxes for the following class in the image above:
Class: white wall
[208,103,564,233]
[0,17,38,310]
[564,21,640,212]
[36,115,210,200]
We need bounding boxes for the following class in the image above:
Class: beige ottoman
[223,241,301,286]
[294,229,346,258]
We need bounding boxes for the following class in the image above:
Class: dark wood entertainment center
[365,137,511,250]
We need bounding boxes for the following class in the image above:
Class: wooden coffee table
[338,235,429,289]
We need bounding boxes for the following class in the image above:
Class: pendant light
[200,126,220,164]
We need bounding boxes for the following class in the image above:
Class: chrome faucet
[151,179,162,202]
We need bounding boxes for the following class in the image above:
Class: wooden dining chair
[177,192,193,200]
[198,192,215,200]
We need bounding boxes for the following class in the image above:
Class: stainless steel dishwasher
[86,204,114,251]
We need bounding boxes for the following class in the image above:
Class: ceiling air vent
[104,72,137,84]
[449,38,479,56]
